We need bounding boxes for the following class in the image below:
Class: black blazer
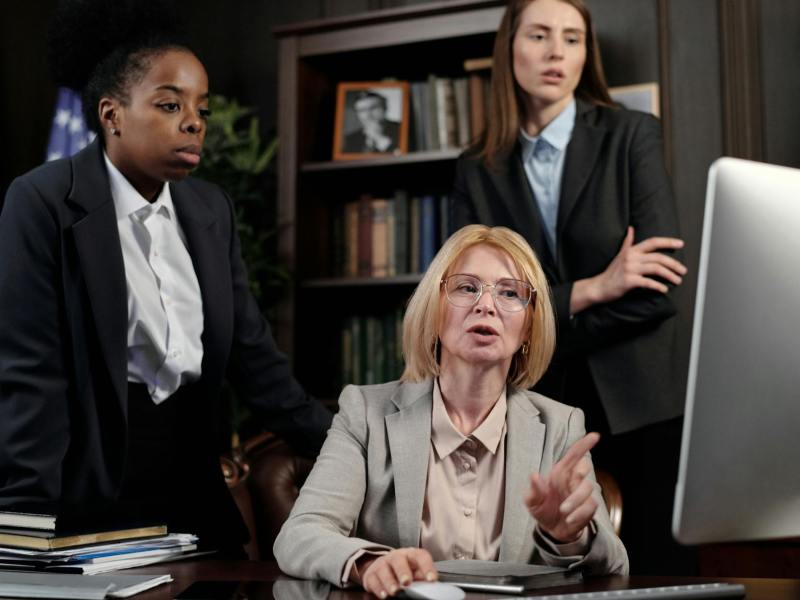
[451,101,683,434]
[0,141,332,538]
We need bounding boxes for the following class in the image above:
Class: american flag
[46,87,95,161]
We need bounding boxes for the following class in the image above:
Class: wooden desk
[130,559,800,600]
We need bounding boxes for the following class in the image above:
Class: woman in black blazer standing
[451,0,692,574]
[0,0,331,554]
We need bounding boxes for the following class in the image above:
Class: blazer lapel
[386,380,434,548]
[557,102,608,250]
[499,388,545,562]
[69,142,128,412]
[486,151,556,267]
[170,181,230,386]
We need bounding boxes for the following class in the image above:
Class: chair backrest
[596,468,623,535]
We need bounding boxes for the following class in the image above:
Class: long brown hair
[479,0,616,165]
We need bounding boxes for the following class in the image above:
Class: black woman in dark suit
[0,0,332,555]
[451,0,694,575]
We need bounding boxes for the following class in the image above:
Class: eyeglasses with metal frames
[440,274,535,312]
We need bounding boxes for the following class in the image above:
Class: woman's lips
[175,146,201,167]
[541,70,564,84]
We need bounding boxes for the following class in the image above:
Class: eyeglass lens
[444,274,531,311]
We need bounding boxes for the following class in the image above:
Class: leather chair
[224,433,623,559]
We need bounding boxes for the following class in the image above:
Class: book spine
[439,194,451,245]
[370,198,389,278]
[394,190,409,275]
[469,72,486,143]
[420,195,437,271]
[409,196,421,272]
[357,194,373,278]
[410,82,427,152]
[331,203,345,277]
[453,77,471,148]
[344,201,359,277]
[426,75,440,151]
[385,199,396,277]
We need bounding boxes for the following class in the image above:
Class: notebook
[435,559,582,593]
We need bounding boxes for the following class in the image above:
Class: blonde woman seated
[274,225,628,596]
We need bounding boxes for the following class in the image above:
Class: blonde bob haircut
[401,225,556,390]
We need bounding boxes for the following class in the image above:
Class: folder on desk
[0,571,172,599]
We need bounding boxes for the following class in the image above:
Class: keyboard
[502,583,746,600]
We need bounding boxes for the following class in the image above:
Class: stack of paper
[0,534,200,574]
[0,571,172,599]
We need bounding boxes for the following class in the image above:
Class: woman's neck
[522,93,574,137]
[437,359,508,435]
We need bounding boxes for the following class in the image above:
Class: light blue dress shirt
[519,100,577,254]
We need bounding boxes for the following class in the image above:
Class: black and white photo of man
[342,90,401,153]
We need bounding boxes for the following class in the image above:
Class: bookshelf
[274,1,506,399]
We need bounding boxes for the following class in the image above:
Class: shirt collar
[519,99,577,162]
[104,152,175,223]
[431,378,508,459]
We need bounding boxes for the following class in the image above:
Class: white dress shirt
[105,153,204,404]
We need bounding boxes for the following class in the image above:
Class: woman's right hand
[571,227,687,315]
[358,548,438,598]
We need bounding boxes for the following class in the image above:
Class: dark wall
[1,1,797,350]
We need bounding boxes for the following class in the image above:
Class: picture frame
[332,81,410,161]
[608,82,660,117]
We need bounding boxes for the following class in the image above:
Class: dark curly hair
[47,0,189,137]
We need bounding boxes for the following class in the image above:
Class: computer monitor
[672,157,800,545]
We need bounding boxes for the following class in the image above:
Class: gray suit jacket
[274,379,628,584]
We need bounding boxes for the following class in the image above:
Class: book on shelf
[419,194,438,272]
[393,190,409,276]
[433,77,458,150]
[340,309,405,387]
[410,82,428,152]
[370,198,389,278]
[343,201,359,277]
[463,57,493,72]
[425,75,441,151]
[357,193,373,278]
[0,524,167,551]
[453,77,472,148]
[409,196,421,274]
[435,559,583,593]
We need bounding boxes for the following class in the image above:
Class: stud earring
[521,342,529,355]
[109,128,118,136]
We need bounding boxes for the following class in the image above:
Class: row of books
[331,191,453,279]
[340,309,405,387]
[409,70,491,152]
[0,510,200,575]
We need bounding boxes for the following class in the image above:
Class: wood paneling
[760,0,800,168]
[719,0,764,161]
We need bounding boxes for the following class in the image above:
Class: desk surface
[129,559,800,600]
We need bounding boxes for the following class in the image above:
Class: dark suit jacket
[0,141,332,540]
[342,120,400,154]
[451,101,683,434]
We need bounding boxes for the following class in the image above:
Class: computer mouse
[403,581,466,600]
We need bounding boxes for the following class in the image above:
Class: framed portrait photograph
[332,81,409,161]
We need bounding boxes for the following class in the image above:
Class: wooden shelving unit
[274,1,505,397]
